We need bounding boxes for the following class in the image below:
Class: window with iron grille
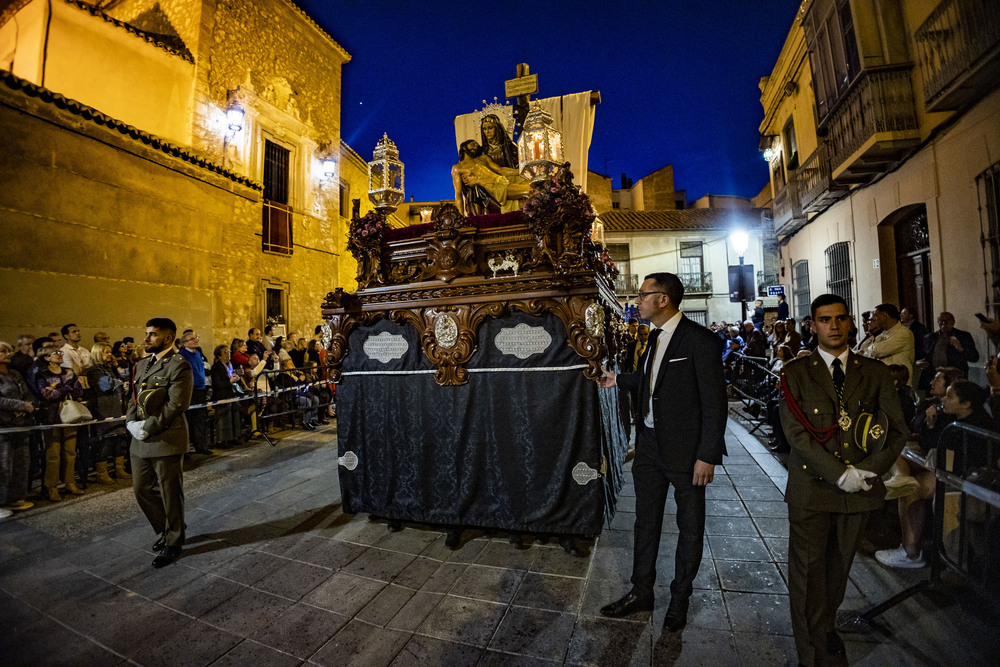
[685,310,708,327]
[979,161,1000,314]
[262,140,293,255]
[792,260,811,320]
[824,242,853,313]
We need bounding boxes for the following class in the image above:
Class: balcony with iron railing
[262,200,294,255]
[679,272,712,295]
[915,0,1000,112]
[614,273,639,296]
[797,142,850,213]
[771,176,808,237]
[824,65,921,183]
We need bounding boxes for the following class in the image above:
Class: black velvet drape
[336,311,627,536]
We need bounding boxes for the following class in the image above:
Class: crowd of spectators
[0,323,335,513]
[715,302,1000,576]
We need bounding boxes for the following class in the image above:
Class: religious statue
[451,140,531,216]
[480,113,519,169]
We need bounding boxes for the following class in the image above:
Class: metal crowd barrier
[727,352,780,436]
[841,421,1000,631]
[247,364,336,446]
[1,363,336,490]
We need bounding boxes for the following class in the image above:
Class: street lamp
[730,230,749,323]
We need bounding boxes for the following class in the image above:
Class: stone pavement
[1,417,997,666]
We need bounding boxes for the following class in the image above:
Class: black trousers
[187,388,209,451]
[630,428,706,599]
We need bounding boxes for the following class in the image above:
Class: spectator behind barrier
[210,344,243,448]
[33,343,85,502]
[86,342,129,483]
[0,341,36,511]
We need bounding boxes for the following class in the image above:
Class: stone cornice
[0,69,262,192]
[65,0,195,63]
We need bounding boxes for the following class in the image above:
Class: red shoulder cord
[780,374,840,444]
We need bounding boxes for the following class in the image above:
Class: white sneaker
[875,546,925,568]
[884,474,919,500]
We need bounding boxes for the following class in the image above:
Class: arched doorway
[893,206,932,326]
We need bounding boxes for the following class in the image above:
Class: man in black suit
[780,294,906,666]
[598,272,728,631]
[919,311,979,380]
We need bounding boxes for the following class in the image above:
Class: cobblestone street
[1,417,996,666]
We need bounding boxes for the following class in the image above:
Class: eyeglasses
[636,290,667,301]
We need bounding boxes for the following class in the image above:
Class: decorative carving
[392,303,505,386]
[388,260,424,284]
[433,203,465,235]
[487,250,520,278]
[420,234,477,282]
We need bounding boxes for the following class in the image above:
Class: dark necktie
[642,329,662,420]
[832,357,845,399]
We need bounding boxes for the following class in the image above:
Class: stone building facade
[759,0,1000,374]
[0,0,371,349]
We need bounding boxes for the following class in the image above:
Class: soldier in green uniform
[779,294,907,666]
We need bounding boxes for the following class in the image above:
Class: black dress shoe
[152,535,166,552]
[663,596,689,631]
[600,591,654,618]
[827,630,846,656]
[303,422,316,431]
[152,546,181,568]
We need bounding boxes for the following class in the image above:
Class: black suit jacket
[618,316,728,472]
[922,327,979,374]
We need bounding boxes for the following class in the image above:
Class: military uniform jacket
[779,350,906,513]
[126,349,194,459]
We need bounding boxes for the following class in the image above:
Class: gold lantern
[518,101,563,184]
[368,133,404,212]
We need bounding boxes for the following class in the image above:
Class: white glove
[126,420,149,441]
[836,465,877,493]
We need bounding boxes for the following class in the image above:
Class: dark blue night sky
[296,0,802,204]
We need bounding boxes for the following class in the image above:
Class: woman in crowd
[230,338,250,370]
[33,343,85,501]
[211,344,243,447]
[0,341,35,511]
[273,336,291,367]
[86,342,129,483]
[289,337,307,368]
[769,320,786,355]
[939,380,995,473]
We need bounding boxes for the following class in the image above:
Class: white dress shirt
[644,311,683,428]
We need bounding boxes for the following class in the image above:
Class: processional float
[322,82,627,549]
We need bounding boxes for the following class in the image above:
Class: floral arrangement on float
[346,207,388,289]
[347,210,387,252]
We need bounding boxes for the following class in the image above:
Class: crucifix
[505,63,539,132]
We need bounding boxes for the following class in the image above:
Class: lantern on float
[368,133,404,212]
[518,101,563,183]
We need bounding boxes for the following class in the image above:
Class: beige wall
[587,171,613,214]
[780,88,1000,374]
[1,0,196,144]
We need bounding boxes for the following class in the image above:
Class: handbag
[59,398,93,424]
